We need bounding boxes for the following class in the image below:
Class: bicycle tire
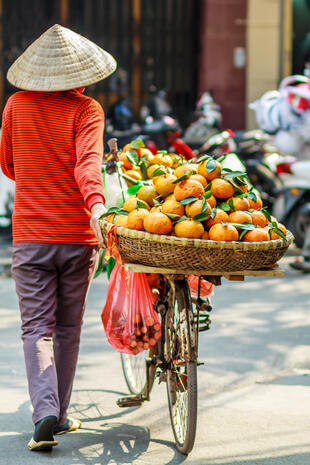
[166,279,198,455]
[120,347,156,396]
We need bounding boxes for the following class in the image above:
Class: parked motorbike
[272,158,310,248]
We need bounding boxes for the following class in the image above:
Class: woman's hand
[90,203,107,248]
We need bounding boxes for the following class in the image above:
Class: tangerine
[201,230,209,240]
[206,194,217,208]
[242,228,269,242]
[161,198,185,216]
[123,196,149,212]
[154,174,177,195]
[185,199,211,219]
[229,196,250,211]
[189,173,208,188]
[152,153,173,167]
[270,223,287,240]
[174,219,204,239]
[114,215,128,227]
[127,209,149,231]
[118,152,134,170]
[249,210,268,227]
[106,213,115,223]
[204,208,229,229]
[144,211,173,235]
[209,223,239,241]
[174,179,204,201]
[248,195,263,210]
[211,178,235,199]
[228,211,252,228]
[174,163,198,178]
[137,184,157,207]
[198,159,221,181]
[125,170,143,186]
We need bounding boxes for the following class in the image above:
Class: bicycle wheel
[165,279,198,455]
[120,347,156,396]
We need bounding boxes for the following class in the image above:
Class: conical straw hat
[7,24,117,91]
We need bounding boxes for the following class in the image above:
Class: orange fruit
[198,159,222,181]
[154,174,177,195]
[248,195,263,210]
[209,223,239,241]
[152,153,173,167]
[206,194,217,208]
[123,196,149,212]
[174,163,198,178]
[201,231,209,240]
[114,215,128,227]
[242,228,269,242]
[189,173,208,188]
[204,208,229,229]
[165,193,176,201]
[137,147,154,160]
[211,178,235,199]
[249,210,268,228]
[127,209,149,231]
[185,199,211,219]
[144,211,173,235]
[161,198,185,216]
[150,206,162,213]
[137,184,158,207]
[228,211,252,228]
[125,170,143,186]
[228,196,250,211]
[105,213,115,223]
[118,152,134,170]
[269,223,287,240]
[146,164,165,179]
[174,219,204,239]
[174,179,204,201]
[123,143,139,153]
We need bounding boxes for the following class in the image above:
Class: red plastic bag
[188,275,214,298]
[102,263,162,354]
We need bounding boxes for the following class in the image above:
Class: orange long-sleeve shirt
[0,90,105,244]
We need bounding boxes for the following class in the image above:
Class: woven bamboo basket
[100,220,294,272]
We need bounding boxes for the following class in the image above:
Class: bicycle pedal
[116,394,144,408]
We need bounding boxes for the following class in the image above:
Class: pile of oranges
[104,141,287,243]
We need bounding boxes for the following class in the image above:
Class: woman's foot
[28,415,58,451]
[53,417,82,435]
[289,256,310,273]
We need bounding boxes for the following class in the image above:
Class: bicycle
[116,263,284,455]
[117,269,213,455]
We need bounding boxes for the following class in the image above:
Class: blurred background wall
[0,0,307,131]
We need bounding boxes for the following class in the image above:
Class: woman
[0,24,116,451]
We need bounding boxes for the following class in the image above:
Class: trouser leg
[54,245,98,425]
[11,244,59,424]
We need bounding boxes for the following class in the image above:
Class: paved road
[0,249,310,464]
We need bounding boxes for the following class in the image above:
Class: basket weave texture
[100,220,293,272]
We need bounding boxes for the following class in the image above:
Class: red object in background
[276,161,294,175]
[169,137,196,160]
[145,140,158,154]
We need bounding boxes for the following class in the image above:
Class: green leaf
[197,153,210,163]
[211,207,217,219]
[100,207,120,218]
[157,150,168,154]
[206,158,217,173]
[228,222,255,231]
[271,226,287,241]
[179,196,199,205]
[94,249,106,278]
[172,174,190,183]
[174,215,188,224]
[151,167,166,177]
[204,182,212,191]
[201,198,208,212]
[228,179,243,194]
[218,202,230,212]
[136,199,149,209]
[153,198,162,207]
[116,209,129,216]
[239,229,249,240]
[217,154,228,163]
[203,190,212,199]
[129,139,145,148]
[164,213,181,219]
[222,169,247,178]
[193,212,210,222]
[139,160,148,179]
[126,150,139,165]
[233,176,247,186]
[248,190,258,202]
[228,198,235,211]
[261,208,271,221]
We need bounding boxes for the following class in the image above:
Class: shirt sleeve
[0,99,15,181]
[74,99,106,210]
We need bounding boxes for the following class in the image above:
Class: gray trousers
[302,226,310,258]
[11,243,98,425]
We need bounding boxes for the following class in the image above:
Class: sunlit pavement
[1,244,310,465]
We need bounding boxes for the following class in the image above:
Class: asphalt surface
[0,242,310,465]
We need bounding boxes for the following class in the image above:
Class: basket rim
[100,219,294,251]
